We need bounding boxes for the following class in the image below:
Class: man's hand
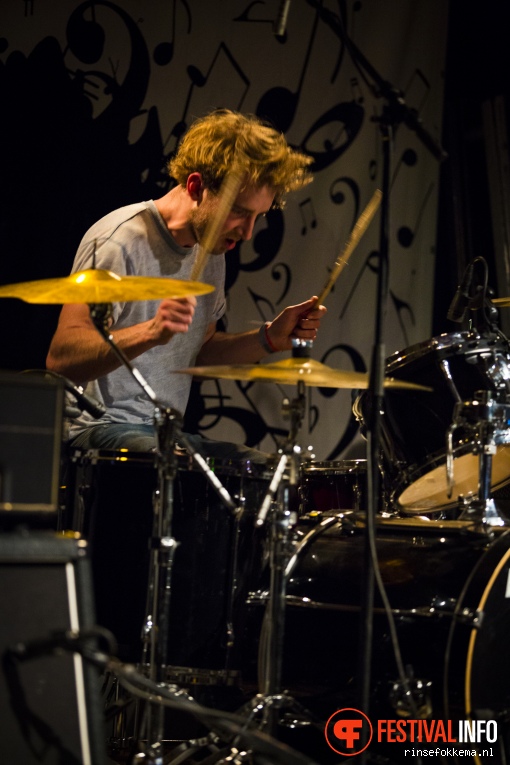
[149,296,197,345]
[265,296,327,352]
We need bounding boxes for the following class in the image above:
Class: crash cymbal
[493,297,510,307]
[179,357,432,390]
[0,268,215,304]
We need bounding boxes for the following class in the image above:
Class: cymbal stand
[447,390,510,528]
[241,377,312,739]
[89,304,237,763]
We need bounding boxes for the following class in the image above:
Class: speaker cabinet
[0,371,63,513]
[0,533,107,764]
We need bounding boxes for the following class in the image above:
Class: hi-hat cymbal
[0,268,215,304]
[178,357,432,390]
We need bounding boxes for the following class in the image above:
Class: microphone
[64,378,106,419]
[22,369,106,419]
[274,0,291,37]
[447,262,474,322]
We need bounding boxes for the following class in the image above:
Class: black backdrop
[434,0,510,334]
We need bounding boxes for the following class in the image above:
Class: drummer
[46,109,326,461]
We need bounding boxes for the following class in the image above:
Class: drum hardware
[389,671,433,718]
[84,301,240,763]
[213,346,322,746]
[164,666,241,688]
[447,391,510,528]
[358,330,510,515]
[249,374,308,737]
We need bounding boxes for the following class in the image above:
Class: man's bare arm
[46,297,197,384]
[196,296,326,366]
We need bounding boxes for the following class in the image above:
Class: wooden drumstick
[314,188,382,307]
[190,165,245,281]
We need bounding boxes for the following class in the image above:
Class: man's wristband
[258,321,278,354]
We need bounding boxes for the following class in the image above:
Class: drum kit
[2,260,510,764]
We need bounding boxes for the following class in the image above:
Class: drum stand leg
[238,382,320,740]
[140,408,181,759]
[449,393,509,528]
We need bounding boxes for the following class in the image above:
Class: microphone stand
[88,303,237,762]
[330,22,448,757]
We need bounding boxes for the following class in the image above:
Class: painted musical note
[306,402,318,434]
[251,207,284,266]
[300,101,364,172]
[299,198,317,235]
[303,0,347,85]
[397,183,434,248]
[390,147,418,190]
[329,177,359,210]
[234,1,273,24]
[271,263,292,305]
[256,1,322,132]
[390,291,415,347]
[247,288,275,322]
[319,343,368,459]
[66,3,106,63]
[153,0,191,66]
[165,42,250,153]
[339,250,379,319]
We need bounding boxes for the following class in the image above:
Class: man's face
[189,183,275,254]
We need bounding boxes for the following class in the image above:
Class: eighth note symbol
[299,198,317,235]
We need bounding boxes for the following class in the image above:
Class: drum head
[369,331,510,514]
[396,445,510,513]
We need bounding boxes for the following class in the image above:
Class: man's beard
[188,200,231,255]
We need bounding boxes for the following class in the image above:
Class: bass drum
[66,448,268,673]
[245,515,510,761]
[356,331,510,514]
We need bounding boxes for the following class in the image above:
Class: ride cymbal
[178,357,432,390]
[0,268,215,304]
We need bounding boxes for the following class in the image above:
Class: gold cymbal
[493,297,510,307]
[0,268,215,304]
[179,357,432,390]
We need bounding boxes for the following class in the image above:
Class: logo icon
[325,707,373,756]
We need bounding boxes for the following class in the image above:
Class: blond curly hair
[168,109,313,207]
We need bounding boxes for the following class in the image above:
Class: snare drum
[357,331,510,513]
[67,448,269,670]
[299,460,367,514]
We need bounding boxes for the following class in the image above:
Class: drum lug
[431,597,484,627]
[455,607,484,628]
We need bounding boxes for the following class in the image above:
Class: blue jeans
[68,423,269,464]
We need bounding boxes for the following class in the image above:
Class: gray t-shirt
[68,200,226,436]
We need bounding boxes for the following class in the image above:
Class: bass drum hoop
[443,529,510,760]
